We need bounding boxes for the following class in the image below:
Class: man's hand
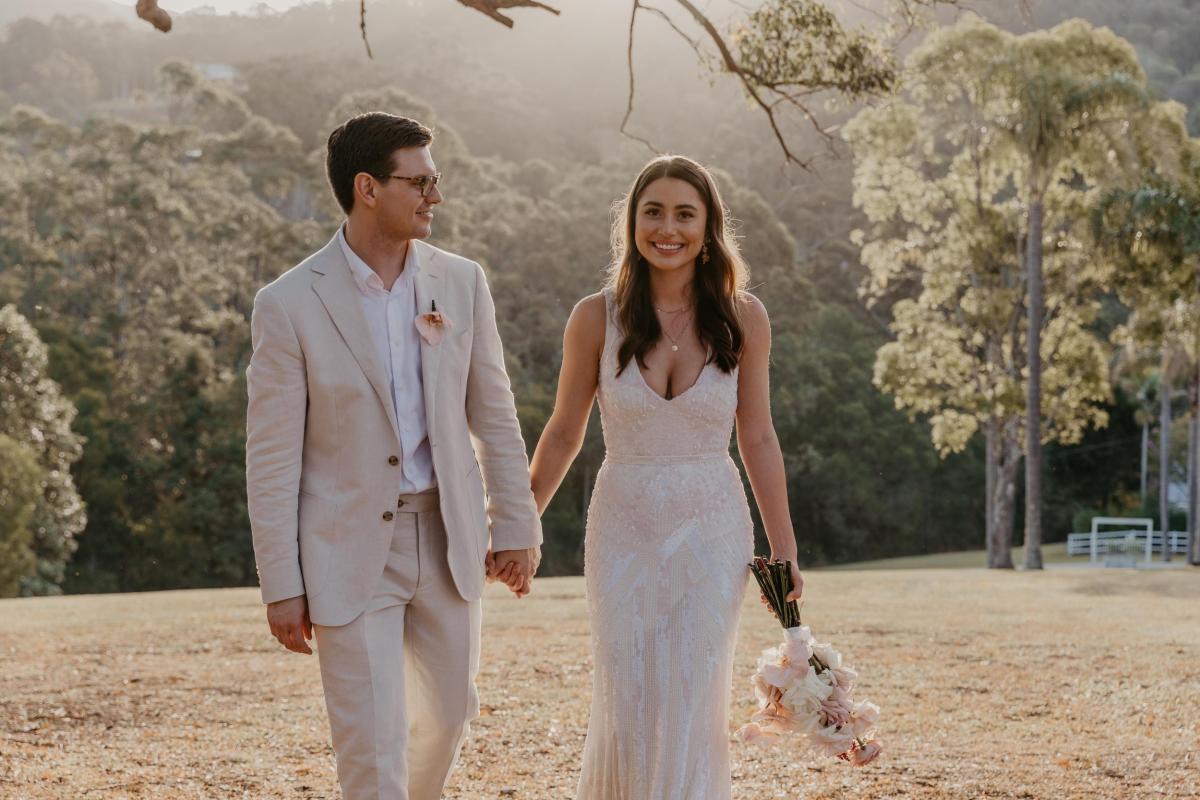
[266,595,313,654]
[485,547,540,598]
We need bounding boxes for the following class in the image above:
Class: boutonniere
[415,300,452,346]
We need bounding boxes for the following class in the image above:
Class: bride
[528,155,803,799]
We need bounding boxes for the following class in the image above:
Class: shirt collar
[337,224,420,295]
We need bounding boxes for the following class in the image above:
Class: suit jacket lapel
[309,236,402,444]
[413,240,443,435]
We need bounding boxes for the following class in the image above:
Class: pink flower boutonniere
[415,300,452,346]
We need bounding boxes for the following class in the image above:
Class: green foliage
[845,17,1143,457]
[771,303,985,563]
[2,0,1190,587]
[1026,0,1200,135]
[0,433,43,597]
[0,304,84,595]
[734,0,896,97]
[0,69,321,593]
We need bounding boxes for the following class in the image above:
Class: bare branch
[640,3,701,50]
[620,1,661,155]
[842,0,891,25]
[360,0,374,59]
[455,0,561,28]
[135,0,172,32]
[672,0,809,167]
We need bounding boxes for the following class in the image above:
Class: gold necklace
[659,310,691,352]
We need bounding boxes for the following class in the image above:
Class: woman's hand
[784,559,804,602]
[757,557,802,618]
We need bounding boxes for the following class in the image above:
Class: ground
[1,567,1198,799]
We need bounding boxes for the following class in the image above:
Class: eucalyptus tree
[0,94,319,592]
[847,17,1152,568]
[973,21,1151,569]
[1095,104,1200,564]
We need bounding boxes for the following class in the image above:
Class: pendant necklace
[658,308,690,352]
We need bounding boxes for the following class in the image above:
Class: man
[246,112,540,799]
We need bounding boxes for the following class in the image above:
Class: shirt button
[382,511,394,522]
[388,455,400,466]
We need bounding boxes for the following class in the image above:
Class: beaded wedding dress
[576,290,754,800]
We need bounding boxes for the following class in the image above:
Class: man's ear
[354,172,379,210]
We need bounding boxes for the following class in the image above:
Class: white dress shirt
[337,226,436,493]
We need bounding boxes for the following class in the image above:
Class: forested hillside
[0,0,1195,594]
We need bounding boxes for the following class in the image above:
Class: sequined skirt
[577,453,754,800]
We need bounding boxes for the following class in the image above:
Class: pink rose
[761,660,804,689]
[848,739,883,766]
[819,688,854,728]
[781,629,814,664]
[829,664,858,690]
[813,724,859,757]
[811,641,842,671]
[849,701,880,738]
[738,722,777,745]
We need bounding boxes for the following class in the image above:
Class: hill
[0,0,129,28]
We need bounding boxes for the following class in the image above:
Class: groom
[245,112,541,799]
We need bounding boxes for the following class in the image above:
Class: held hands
[266,594,313,655]
[485,546,541,598]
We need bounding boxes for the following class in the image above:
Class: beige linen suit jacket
[246,234,541,627]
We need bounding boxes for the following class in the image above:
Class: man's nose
[427,183,444,204]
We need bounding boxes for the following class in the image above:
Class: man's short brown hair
[325,113,434,215]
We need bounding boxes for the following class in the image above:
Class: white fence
[1066,517,1189,564]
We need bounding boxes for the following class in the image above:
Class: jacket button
[388,455,399,466]
[382,511,394,522]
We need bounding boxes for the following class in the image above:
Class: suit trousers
[313,492,481,800]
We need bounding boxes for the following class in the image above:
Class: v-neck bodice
[597,288,739,464]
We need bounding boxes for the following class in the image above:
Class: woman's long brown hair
[607,155,748,375]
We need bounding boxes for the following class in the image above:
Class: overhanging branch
[455,0,561,28]
[136,0,172,32]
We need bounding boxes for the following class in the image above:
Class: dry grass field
[2,567,1198,800]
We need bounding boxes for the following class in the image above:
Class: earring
[701,241,711,265]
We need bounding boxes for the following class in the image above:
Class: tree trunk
[1160,352,1172,563]
[1141,420,1149,505]
[1023,196,1044,570]
[985,417,997,567]
[1192,363,1200,566]
[1187,366,1197,565]
[990,418,1019,569]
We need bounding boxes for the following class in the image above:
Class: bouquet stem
[750,557,800,628]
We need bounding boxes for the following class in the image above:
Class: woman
[529,155,802,799]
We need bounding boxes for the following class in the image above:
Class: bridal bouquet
[737,557,883,766]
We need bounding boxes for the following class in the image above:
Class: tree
[846,17,1150,568]
[979,21,1151,569]
[0,90,320,592]
[0,433,44,597]
[1094,103,1200,564]
[0,304,85,595]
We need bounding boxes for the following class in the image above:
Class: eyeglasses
[382,172,442,197]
